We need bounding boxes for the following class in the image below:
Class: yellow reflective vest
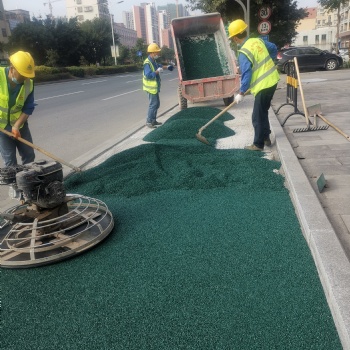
[0,67,34,129]
[239,38,279,96]
[143,57,159,95]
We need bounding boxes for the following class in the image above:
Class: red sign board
[258,6,272,20]
[257,20,271,35]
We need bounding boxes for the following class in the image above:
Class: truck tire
[223,96,234,106]
[178,86,187,110]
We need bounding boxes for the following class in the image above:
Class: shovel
[0,128,81,172]
[196,90,250,145]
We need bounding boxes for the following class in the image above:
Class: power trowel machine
[0,160,114,268]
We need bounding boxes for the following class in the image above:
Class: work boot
[146,122,157,129]
[153,121,163,126]
[244,144,264,151]
[264,138,272,146]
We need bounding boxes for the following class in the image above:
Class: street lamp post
[235,0,250,36]
[109,0,124,65]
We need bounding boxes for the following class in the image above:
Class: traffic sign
[257,21,271,35]
[137,50,143,57]
[258,6,272,20]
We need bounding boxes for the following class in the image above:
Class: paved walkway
[1,69,350,348]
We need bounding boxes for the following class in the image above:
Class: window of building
[78,15,84,21]
[84,6,93,12]
[303,35,308,42]
[315,35,319,43]
[76,0,82,4]
[317,20,321,25]
[0,11,3,20]
[321,34,326,42]
[77,7,83,13]
[2,28,7,37]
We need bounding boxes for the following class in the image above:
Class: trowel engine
[0,160,66,210]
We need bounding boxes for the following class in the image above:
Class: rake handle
[0,128,81,172]
[318,114,350,141]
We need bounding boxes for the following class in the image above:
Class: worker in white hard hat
[228,19,279,151]
[143,43,174,128]
[0,51,36,166]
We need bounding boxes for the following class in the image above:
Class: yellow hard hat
[9,51,35,78]
[228,19,248,39]
[147,43,161,53]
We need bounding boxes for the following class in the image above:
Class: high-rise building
[144,3,159,45]
[123,11,134,30]
[157,3,190,28]
[0,0,11,50]
[66,0,110,22]
[133,5,147,42]
[114,23,138,48]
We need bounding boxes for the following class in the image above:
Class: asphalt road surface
[9,70,179,167]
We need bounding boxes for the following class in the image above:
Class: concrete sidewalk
[1,71,350,348]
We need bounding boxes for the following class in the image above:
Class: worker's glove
[156,67,163,73]
[234,93,244,104]
[12,126,21,139]
[167,65,174,71]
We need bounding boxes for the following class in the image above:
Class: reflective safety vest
[239,38,279,96]
[143,57,159,95]
[0,67,34,129]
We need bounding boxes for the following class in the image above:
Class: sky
[3,0,319,23]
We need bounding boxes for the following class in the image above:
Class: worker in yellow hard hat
[143,43,174,128]
[0,51,36,166]
[228,19,280,151]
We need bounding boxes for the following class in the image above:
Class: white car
[339,48,349,63]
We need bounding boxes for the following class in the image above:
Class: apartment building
[0,0,11,55]
[295,2,350,50]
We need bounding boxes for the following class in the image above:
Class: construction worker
[143,43,174,128]
[0,51,36,166]
[228,19,280,151]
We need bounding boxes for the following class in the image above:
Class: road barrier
[275,60,305,126]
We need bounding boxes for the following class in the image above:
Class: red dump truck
[171,13,240,109]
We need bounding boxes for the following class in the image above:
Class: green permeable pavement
[1,107,341,349]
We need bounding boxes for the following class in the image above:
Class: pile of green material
[179,34,230,80]
[2,107,341,350]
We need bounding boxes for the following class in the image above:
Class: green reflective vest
[239,38,279,96]
[0,67,34,129]
[143,57,159,95]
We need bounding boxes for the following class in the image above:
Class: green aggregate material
[1,107,341,349]
[179,34,230,80]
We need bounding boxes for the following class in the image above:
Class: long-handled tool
[196,90,250,145]
[0,128,81,172]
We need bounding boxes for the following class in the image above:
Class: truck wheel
[223,96,234,106]
[178,86,187,110]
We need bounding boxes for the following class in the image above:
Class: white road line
[102,89,141,101]
[82,80,107,85]
[169,78,179,81]
[126,79,142,83]
[36,91,85,101]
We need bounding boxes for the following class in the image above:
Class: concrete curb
[270,109,350,349]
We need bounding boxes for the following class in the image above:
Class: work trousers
[147,92,160,124]
[0,122,35,167]
[252,83,278,149]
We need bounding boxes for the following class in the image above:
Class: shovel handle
[198,90,251,134]
[0,128,81,172]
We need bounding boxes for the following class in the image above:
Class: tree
[80,18,112,65]
[160,46,175,62]
[318,0,347,53]
[185,0,308,49]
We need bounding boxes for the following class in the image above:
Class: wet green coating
[179,34,230,80]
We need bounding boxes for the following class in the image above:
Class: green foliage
[318,0,347,11]
[160,45,175,62]
[45,49,59,67]
[186,0,308,48]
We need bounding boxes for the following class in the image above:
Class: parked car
[276,46,343,73]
